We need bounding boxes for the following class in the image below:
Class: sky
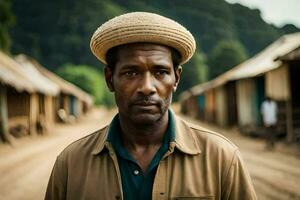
[225,0,300,28]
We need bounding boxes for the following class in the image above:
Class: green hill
[7,0,300,94]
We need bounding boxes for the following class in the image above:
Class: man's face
[105,43,182,125]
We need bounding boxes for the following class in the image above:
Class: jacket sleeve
[222,150,257,200]
[44,156,67,200]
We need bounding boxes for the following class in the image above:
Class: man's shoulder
[175,116,238,153]
[57,125,109,160]
[190,121,237,148]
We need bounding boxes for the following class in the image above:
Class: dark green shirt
[107,110,175,200]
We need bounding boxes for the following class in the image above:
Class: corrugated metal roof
[15,55,60,96]
[0,51,35,92]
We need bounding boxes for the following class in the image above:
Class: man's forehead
[118,43,172,55]
[115,43,173,67]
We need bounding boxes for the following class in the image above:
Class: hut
[0,51,59,143]
[14,55,60,132]
[181,93,200,118]
[180,32,300,142]
[273,46,300,142]
[181,79,225,124]
[225,33,300,140]
[19,55,93,122]
[0,52,34,142]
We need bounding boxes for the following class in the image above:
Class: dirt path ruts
[1,108,300,200]
[0,108,115,200]
[180,114,300,200]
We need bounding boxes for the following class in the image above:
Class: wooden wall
[226,81,238,126]
[266,64,290,101]
[205,89,216,123]
[236,79,258,127]
[7,89,31,134]
[215,86,228,126]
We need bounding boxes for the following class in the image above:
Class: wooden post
[63,95,69,115]
[286,98,294,143]
[286,64,293,143]
[29,93,38,135]
[0,86,13,143]
[44,95,54,133]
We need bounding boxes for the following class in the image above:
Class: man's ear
[173,65,182,92]
[104,67,114,92]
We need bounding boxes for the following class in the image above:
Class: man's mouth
[133,102,157,108]
[131,100,159,110]
[134,101,157,105]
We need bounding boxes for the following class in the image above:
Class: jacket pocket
[171,196,214,200]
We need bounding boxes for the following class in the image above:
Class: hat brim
[90,12,196,65]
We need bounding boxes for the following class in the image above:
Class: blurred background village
[0,0,300,199]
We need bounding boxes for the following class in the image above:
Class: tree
[11,0,297,72]
[208,40,247,79]
[0,0,15,52]
[9,0,299,101]
[176,51,208,99]
[280,24,299,34]
[56,64,114,106]
[231,3,280,56]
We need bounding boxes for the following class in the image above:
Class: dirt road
[181,115,300,200]
[0,108,115,200]
[0,108,300,200]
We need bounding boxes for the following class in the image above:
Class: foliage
[176,51,208,98]
[56,64,114,106]
[0,0,15,52]
[7,0,300,101]
[230,3,280,56]
[280,24,300,35]
[208,40,248,79]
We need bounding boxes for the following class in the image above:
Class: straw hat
[90,12,196,65]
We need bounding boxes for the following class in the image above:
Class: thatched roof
[278,46,300,61]
[15,55,59,96]
[225,32,300,80]
[22,55,93,105]
[183,32,300,97]
[0,51,35,92]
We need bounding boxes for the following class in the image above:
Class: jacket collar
[91,126,110,155]
[172,113,201,155]
[91,110,201,155]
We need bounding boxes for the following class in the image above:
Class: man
[261,96,278,150]
[45,12,257,200]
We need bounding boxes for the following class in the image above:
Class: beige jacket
[45,115,257,200]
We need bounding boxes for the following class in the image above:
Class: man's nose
[137,72,156,95]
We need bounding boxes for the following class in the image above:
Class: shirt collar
[172,112,201,155]
[91,109,201,155]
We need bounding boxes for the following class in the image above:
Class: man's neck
[118,112,169,150]
[118,111,169,173]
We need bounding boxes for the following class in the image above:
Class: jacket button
[115,195,121,200]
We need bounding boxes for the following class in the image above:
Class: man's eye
[156,70,168,76]
[125,71,137,76]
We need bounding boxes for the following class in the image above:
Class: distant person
[45,12,257,200]
[261,96,278,150]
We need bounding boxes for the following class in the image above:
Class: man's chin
[130,113,162,126]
